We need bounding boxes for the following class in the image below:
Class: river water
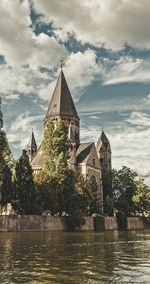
[0,230,150,284]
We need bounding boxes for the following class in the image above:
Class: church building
[27,68,111,210]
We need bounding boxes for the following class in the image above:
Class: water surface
[0,230,150,283]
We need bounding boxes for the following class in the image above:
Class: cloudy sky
[1,0,150,183]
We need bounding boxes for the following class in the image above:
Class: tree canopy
[112,166,150,219]
[13,149,36,214]
[0,98,13,208]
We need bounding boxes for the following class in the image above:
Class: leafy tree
[112,166,137,216]
[104,195,113,216]
[0,98,13,208]
[61,170,93,230]
[89,177,100,215]
[42,119,93,229]
[0,97,7,182]
[42,119,70,177]
[132,178,150,219]
[101,171,113,215]
[34,170,59,215]
[13,149,36,214]
[1,164,13,206]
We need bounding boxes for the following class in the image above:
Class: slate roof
[45,69,79,120]
[31,154,42,168]
[31,142,94,168]
[76,142,94,164]
[27,131,37,149]
[31,144,42,168]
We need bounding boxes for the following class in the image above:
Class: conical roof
[45,69,79,119]
[97,130,111,151]
[27,131,37,149]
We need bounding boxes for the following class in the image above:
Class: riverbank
[0,215,150,231]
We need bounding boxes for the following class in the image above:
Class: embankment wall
[0,215,149,232]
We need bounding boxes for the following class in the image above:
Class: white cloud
[101,56,150,85]
[33,0,150,50]
[0,0,68,68]
[8,112,43,150]
[143,94,150,104]
[38,49,100,101]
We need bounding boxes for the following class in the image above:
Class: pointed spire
[45,69,79,120]
[97,130,111,152]
[68,125,76,143]
[28,130,37,149]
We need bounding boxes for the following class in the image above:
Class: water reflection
[0,230,150,283]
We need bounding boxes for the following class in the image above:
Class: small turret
[27,130,37,162]
[97,130,111,174]
[68,124,76,169]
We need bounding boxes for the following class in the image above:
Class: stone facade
[28,68,112,210]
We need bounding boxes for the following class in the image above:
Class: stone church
[27,68,111,209]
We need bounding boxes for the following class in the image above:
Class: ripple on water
[0,230,150,284]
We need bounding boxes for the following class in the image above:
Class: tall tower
[27,130,37,162]
[44,68,80,144]
[97,131,111,175]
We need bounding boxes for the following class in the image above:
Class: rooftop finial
[60,58,64,69]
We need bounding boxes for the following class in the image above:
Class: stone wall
[0,215,94,232]
[0,215,149,232]
[105,216,118,230]
[127,217,150,230]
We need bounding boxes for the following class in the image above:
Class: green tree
[89,177,100,215]
[1,164,13,206]
[104,195,113,216]
[42,120,70,177]
[61,170,93,230]
[112,166,137,216]
[42,119,93,229]
[13,149,36,214]
[132,178,150,219]
[34,170,59,215]
[102,171,113,215]
[0,98,13,208]
[0,97,7,183]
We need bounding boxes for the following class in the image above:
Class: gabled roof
[76,142,93,164]
[27,131,37,149]
[45,69,79,120]
[97,131,111,152]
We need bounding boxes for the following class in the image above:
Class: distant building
[27,68,111,210]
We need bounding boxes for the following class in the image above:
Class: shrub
[93,214,105,231]
[116,211,127,230]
